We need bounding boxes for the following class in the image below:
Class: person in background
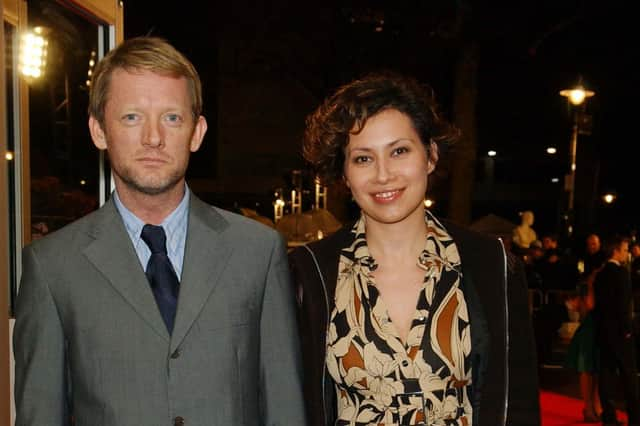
[536,233,578,291]
[593,236,639,426]
[289,72,539,426]
[582,233,606,277]
[564,265,601,423]
[13,36,306,426]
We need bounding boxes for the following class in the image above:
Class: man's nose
[143,118,163,147]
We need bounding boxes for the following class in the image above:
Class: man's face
[89,68,207,197]
[542,237,557,250]
[586,235,600,255]
[613,241,629,264]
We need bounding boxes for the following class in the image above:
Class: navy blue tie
[141,224,179,333]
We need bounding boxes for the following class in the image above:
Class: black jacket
[289,221,540,426]
[594,260,634,347]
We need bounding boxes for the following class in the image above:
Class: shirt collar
[112,186,190,245]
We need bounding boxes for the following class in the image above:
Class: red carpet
[541,390,628,425]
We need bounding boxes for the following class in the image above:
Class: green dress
[565,279,599,373]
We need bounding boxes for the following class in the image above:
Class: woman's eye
[392,146,409,156]
[353,155,371,164]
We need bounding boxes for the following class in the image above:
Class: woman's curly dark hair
[303,71,459,183]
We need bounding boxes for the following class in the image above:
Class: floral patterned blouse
[326,211,473,425]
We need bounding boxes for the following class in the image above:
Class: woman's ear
[427,141,439,173]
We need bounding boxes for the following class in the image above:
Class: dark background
[122,0,638,244]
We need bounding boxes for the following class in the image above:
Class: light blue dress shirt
[112,187,189,279]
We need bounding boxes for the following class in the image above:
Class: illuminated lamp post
[559,83,594,236]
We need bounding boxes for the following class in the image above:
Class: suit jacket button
[174,416,185,426]
[171,349,181,359]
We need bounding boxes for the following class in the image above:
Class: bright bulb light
[424,199,434,208]
[19,29,48,81]
[487,150,497,157]
[546,147,557,154]
[560,85,595,106]
[603,194,615,204]
[5,152,14,161]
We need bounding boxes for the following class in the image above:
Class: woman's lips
[372,189,402,203]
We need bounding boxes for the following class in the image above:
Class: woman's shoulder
[293,225,353,256]
[442,219,502,249]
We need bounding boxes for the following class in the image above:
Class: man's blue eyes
[121,114,182,123]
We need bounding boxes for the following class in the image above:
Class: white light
[19,28,48,81]
[487,150,497,157]
[560,85,595,106]
[80,180,86,186]
[424,198,434,208]
[275,199,285,207]
[5,151,14,161]
[603,193,616,204]
[551,177,559,183]
[546,147,557,154]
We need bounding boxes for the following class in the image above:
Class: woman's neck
[365,212,428,263]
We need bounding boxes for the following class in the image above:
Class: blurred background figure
[593,236,639,426]
[564,264,601,423]
[581,233,606,277]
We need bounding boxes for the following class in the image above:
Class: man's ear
[189,116,208,153]
[89,116,107,150]
[427,141,439,174]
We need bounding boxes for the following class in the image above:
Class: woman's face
[343,109,435,228]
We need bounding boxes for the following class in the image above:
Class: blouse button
[402,360,409,367]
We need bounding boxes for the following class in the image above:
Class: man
[583,233,606,276]
[13,37,306,425]
[593,236,639,425]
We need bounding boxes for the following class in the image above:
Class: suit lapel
[170,196,232,351]
[82,199,170,341]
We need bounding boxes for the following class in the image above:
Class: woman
[289,72,540,425]
[565,273,601,423]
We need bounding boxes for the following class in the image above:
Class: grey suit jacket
[13,195,306,425]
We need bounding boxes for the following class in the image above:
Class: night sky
[122,1,637,237]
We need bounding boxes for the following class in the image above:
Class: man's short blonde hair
[89,36,202,127]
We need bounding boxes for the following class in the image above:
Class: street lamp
[559,83,595,236]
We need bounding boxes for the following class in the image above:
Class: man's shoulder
[26,204,111,254]
[197,202,281,243]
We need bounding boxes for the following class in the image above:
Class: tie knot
[141,224,168,254]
